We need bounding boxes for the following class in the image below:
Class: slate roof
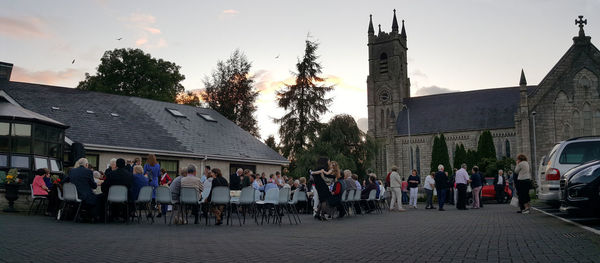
[395,86,536,136]
[0,80,288,164]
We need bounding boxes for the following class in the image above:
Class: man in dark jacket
[434,164,449,211]
[64,158,98,219]
[101,158,134,221]
[361,175,378,213]
[494,169,506,203]
[229,168,242,190]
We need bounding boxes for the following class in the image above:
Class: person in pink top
[401,177,409,205]
[32,169,49,196]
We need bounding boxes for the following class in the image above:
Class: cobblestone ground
[1,203,600,262]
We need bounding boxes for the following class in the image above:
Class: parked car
[559,160,600,215]
[536,137,600,206]
[481,177,512,203]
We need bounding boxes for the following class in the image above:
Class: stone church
[367,12,600,179]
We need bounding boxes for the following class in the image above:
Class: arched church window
[583,103,592,135]
[416,146,421,175]
[505,140,511,158]
[379,53,388,74]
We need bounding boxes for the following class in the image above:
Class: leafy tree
[465,149,479,171]
[264,135,279,153]
[78,48,185,102]
[453,143,467,169]
[176,90,202,106]
[430,133,451,174]
[203,49,260,137]
[275,38,333,159]
[292,114,378,180]
[477,130,496,160]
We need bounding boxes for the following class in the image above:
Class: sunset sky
[1,0,598,141]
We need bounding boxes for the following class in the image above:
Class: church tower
[367,10,410,138]
[367,10,410,176]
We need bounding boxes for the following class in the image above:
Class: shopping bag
[433,189,437,196]
[510,196,519,207]
[168,205,173,211]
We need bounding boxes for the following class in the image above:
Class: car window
[545,144,561,165]
[559,141,600,164]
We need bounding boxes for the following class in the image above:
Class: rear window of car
[545,144,561,165]
[559,141,600,164]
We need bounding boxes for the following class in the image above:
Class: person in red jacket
[328,164,346,218]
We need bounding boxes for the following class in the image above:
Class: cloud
[411,69,428,79]
[414,85,458,96]
[123,13,166,49]
[222,9,240,15]
[10,66,83,87]
[0,16,48,39]
[356,117,368,133]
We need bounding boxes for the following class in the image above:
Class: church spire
[378,24,382,34]
[400,20,407,38]
[392,9,399,32]
[519,69,527,86]
[368,14,375,35]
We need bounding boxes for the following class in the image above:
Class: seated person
[32,168,50,196]
[131,165,149,201]
[264,177,279,193]
[101,158,133,221]
[64,158,98,221]
[361,175,378,213]
[92,171,104,195]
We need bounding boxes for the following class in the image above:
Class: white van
[536,137,600,206]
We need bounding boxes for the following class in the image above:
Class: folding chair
[105,185,129,224]
[180,187,202,225]
[28,184,47,216]
[156,186,177,225]
[61,183,82,222]
[135,186,154,224]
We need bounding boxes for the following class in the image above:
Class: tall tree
[430,133,451,173]
[203,49,260,137]
[275,38,333,159]
[293,114,377,180]
[430,135,441,173]
[477,130,496,160]
[264,135,279,153]
[77,48,185,102]
[453,143,467,169]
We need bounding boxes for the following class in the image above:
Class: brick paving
[1,203,600,262]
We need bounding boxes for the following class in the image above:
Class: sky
[1,0,599,141]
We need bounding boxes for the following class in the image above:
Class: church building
[367,12,600,179]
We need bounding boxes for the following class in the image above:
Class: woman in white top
[424,172,436,209]
[514,154,532,214]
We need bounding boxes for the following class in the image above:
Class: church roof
[395,86,535,136]
[0,80,288,165]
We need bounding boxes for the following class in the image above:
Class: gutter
[83,143,290,166]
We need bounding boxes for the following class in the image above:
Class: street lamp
[402,105,412,171]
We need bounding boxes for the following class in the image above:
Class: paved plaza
[1,203,600,262]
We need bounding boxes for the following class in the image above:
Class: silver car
[536,137,600,206]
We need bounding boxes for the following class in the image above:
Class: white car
[536,137,600,206]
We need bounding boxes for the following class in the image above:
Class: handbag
[510,196,519,207]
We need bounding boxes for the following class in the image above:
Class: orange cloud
[0,16,48,39]
[222,9,240,15]
[123,13,166,49]
[143,27,161,34]
[135,38,148,46]
[10,66,83,87]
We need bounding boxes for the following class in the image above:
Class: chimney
[0,62,13,81]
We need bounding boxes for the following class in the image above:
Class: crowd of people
[30,152,533,225]
[383,153,532,214]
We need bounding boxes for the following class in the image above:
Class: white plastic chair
[257,188,279,225]
[61,183,82,222]
[105,185,129,224]
[288,189,302,224]
[235,186,257,224]
[135,186,154,224]
[156,186,176,225]
[28,184,48,216]
[209,186,240,226]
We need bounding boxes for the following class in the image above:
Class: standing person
[310,158,336,220]
[159,168,172,186]
[470,166,483,209]
[241,169,252,188]
[494,169,506,203]
[455,164,470,210]
[143,154,160,202]
[434,165,449,211]
[424,172,436,209]
[389,166,405,212]
[401,177,409,205]
[229,168,243,190]
[407,170,420,209]
[514,154,532,214]
[448,168,457,205]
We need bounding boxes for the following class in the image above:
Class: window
[35,157,48,169]
[166,108,186,118]
[0,122,9,152]
[50,159,60,172]
[379,53,388,74]
[11,123,31,154]
[159,159,179,177]
[505,140,511,158]
[559,142,600,164]
[197,113,217,122]
[0,154,7,167]
[11,155,29,168]
[86,154,99,170]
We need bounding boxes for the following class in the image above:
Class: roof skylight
[86,110,95,114]
[51,106,60,110]
[197,113,217,122]
[110,113,120,117]
[166,108,186,118]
